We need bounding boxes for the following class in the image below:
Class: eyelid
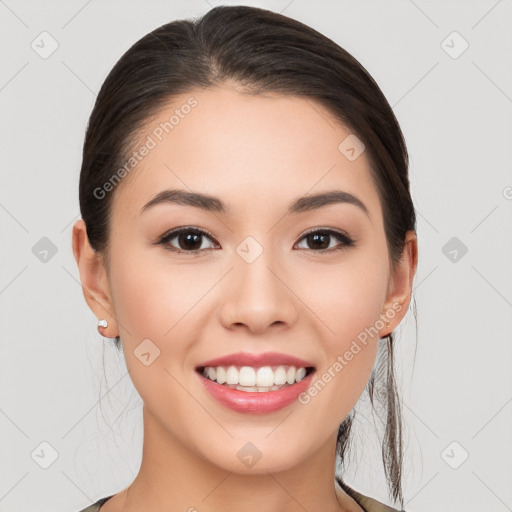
[299,226,351,239]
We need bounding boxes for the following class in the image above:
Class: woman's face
[77,85,414,475]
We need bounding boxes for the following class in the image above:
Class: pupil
[309,233,329,250]
[180,232,201,250]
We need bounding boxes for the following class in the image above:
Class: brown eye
[175,232,203,251]
[156,227,218,253]
[295,229,354,252]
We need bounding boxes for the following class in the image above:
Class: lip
[195,351,315,370]
[197,368,316,414]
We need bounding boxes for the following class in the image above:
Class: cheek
[107,246,214,402]
[296,289,385,433]
[107,250,202,417]
[108,247,198,343]
[302,254,389,347]
[295,251,389,410]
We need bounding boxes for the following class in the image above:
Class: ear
[72,219,118,337]
[379,230,418,337]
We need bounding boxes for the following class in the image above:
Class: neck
[107,405,363,512]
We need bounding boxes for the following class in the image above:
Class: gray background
[1,0,511,511]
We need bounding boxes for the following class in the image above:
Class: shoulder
[336,476,406,512]
[76,495,114,512]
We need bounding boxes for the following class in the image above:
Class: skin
[72,84,418,512]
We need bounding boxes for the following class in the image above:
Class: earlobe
[72,219,118,337]
[380,230,418,337]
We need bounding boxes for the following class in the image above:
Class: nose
[219,248,299,335]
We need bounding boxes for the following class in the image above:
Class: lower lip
[197,370,315,414]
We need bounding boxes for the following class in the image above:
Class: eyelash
[154,226,356,255]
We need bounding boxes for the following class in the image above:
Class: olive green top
[337,477,405,511]
[77,477,405,512]
[77,495,112,512]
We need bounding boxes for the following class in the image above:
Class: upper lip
[196,351,315,370]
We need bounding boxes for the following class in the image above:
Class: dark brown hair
[79,5,417,508]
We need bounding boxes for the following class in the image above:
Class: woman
[73,5,418,511]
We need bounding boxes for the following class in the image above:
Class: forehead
[112,85,381,222]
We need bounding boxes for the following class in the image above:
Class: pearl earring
[97,319,108,329]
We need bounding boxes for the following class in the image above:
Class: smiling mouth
[196,365,316,392]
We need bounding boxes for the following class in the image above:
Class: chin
[200,438,308,476]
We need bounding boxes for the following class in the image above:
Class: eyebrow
[140,188,370,218]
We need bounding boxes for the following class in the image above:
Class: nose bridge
[220,236,298,332]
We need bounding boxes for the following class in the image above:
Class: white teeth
[216,366,226,384]
[225,366,239,385]
[232,385,282,392]
[239,366,256,386]
[295,367,307,382]
[274,366,287,385]
[256,366,274,387]
[237,385,258,392]
[201,364,311,388]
